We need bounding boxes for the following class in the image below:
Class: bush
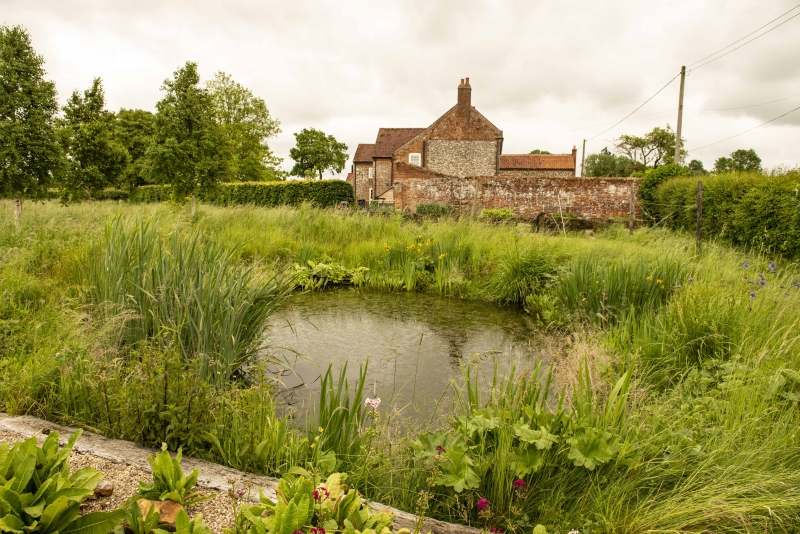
[416,203,456,216]
[638,163,688,222]
[482,208,513,219]
[130,180,354,208]
[652,172,800,258]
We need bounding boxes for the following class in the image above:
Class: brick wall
[394,174,641,220]
[498,169,575,179]
[426,140,498,177]
[375,158,392,196]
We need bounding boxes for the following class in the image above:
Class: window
[369,188,374,201]
[368,167,374,179]
[409,153,421,166]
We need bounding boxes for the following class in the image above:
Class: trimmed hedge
[651,172,800,258]
[129,180,354,208]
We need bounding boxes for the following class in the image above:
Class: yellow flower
[657,279,663,284]
[646,276,653,281]
[439,253,446,259]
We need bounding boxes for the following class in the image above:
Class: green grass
[1,199,800,533]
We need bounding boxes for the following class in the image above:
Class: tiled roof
[499,154,575,170]
[373,128,426,157]
[346,172,354,183]
[353,144,376,163]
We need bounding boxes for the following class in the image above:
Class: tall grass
[86,217,294,384]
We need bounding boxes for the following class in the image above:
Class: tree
[529,149,551,154]
[688,159,707,175]
[0,25,63,229]
[207,72,284,181]
[615,125,686,171]
[289,128,348,180]
[145,62,231,211]
[584,153,633,177]
[115,108,155,188]
[59,78,129,202]
[714,149,761,173]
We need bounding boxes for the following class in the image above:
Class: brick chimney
[458,77,471,109]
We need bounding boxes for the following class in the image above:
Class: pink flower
[364,397,381,409]
[310,528,325,534]
[513,479,526,489]
[436,445,446,454]
[313,486,330,501]
[490,529,503,534]
[477,498,489,511]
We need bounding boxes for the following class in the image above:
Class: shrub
[652,172,800,258]
[135,444,211,506]
[638,163,689,222]
[482,208,513,220]
[130,180,354,208]
[416,203,456,216]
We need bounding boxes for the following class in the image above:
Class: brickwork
[394,174,641,220]
[354,162,372,202]
[426,140,498,177]
[498,169,575,179]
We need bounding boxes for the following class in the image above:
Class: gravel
[0,428,235,534]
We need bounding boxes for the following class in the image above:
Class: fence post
[696,181,703,251]
[629,182,635,235]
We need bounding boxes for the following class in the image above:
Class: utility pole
[696,181,703,251]
[675,66,686,165]
[580,139,586,177]
[629,183,635,235]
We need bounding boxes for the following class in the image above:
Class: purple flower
[490,529,503,534]
[513,479,526,489]
[759,280,767,287]
[749,291,756,299]
[689,278,694,283]
[768,261,777,271]
[236,489,246,498]
[313,487,330,501]
[792,282,799,288]
[744,263,750,269]
[477,498,489,511]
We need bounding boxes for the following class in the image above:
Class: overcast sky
[4,0,800,176]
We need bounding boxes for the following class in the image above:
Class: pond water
[263,291,554,419]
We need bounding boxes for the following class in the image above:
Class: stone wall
[394,173,641,220]
[498,169,575,179]
[375,159,392,196]
[426,140,498,177]
[353,162,372,202]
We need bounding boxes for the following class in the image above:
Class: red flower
[436,445,446,454]
[513,479,526,489]
[477,498,489,511]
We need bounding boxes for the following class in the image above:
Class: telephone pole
[580,139,586,177]
[674,66,686,164]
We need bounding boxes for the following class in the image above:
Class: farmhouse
[347,78,578,206]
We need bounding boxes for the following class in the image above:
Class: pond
[263,291,556,420]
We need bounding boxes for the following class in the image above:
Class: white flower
[364,397,381,409]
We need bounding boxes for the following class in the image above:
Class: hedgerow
[130,180,354,208]
[652,171,800,258]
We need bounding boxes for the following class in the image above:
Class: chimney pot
[465,77,469,84]
[460,78,464,84]
[457,78,472,108]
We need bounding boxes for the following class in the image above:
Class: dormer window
[409,153,422,166]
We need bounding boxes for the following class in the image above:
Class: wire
[691,10,800,70]
[692,91,800,110]
[690,103,800,151]
[688,4,800,67]
[587,73,681,141]
[517,107,676,138]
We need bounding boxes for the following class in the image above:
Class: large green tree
[207,71,284,181]
[584,152,633,177]
[615,125,686,171]
[714,149,761,174]
[59,77,129,202]
[0,25,63,229]
[289,128,348,180]
[115,108,155,188]
[145,62,231,210]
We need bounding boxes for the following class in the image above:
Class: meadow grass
[1,199,799,533]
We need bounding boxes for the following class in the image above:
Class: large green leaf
[0,514,24,534]
[9,456,35,494]
[61,509,126,534]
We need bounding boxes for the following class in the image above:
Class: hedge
[651,172,800,258]
[129,180,354,208]
[416,203,455,216]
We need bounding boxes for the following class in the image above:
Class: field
[1,199,799,533]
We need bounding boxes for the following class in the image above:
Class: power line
[690,103,800,151]
[587,73,681,141]
[518,107,676,138]
[692,91,800,110]
[691,11,800,70]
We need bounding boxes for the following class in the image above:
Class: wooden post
[629,183,635,235]
[696,181,703,251]
[675,66,686,164]
[580,139,586,177]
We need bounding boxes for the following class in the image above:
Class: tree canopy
[0,25,63,226]
[714,149,761,173]
[289,128,348,180]
[529,149,551,154]
[59,77,129,202]
[145,61,232,203]
[207,71,284,181]
[614,125,686,171]
[584,153,633,177]
[115,108,155,188]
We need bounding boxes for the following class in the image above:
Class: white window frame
[369,188,374,201]
[409,153,422,166]
[368,167,375,179]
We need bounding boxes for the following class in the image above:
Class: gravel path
[0,429,235,534]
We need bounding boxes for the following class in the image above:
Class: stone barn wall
[394,173,641,220]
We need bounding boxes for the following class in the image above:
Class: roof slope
[353,144,376,163]
[374,128,426,157]
[499,154,575,170]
